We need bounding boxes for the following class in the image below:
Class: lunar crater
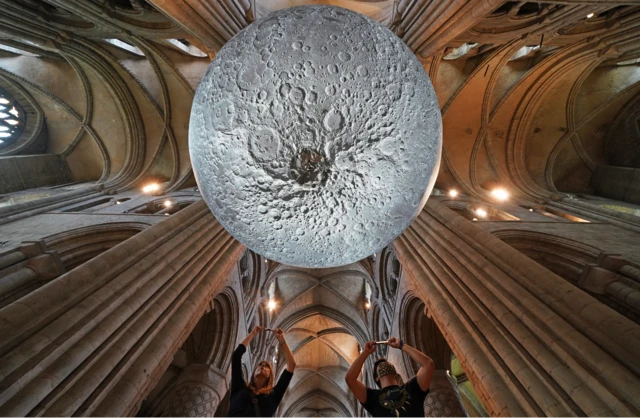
[189,5,442,267]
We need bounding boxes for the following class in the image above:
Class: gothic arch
[281,390,354,417]
[43,222,149,270]
[398,293,452,373]
[0,74,47,155]
[493,229,640,323]
[186,287,240,371]
[376,246,401,308]
[238,249,262,304]
[492,230,599,283]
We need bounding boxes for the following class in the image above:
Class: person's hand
[272,328,285,343]
[387,337,401,349]
[251,325,265,335]
[363,341,377,355]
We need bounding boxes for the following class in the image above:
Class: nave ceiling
[0,0,639,415]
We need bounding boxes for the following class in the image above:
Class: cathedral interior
[1,0,640,416]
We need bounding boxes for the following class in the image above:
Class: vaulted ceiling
[265,263,373,417]
[0,0,639,415]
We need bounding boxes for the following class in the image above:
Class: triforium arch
[397,292,468,417]
[185,287,241,371]
[43,222,149,271]
[493,229,640,324]
[144,286,241,417]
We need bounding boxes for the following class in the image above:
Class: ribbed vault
[258,263,372,417]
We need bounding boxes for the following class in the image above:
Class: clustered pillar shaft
[394,200,640,416]
[0,200,244,416]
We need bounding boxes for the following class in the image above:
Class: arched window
[0,88,25,148]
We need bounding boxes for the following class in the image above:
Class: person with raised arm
[228,326,296,417]
[345,338,435,417]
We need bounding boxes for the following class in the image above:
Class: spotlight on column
[267,299,277,311]
[449,189,458,197]
[475,208,487,218]
[364,301,371,310]
[142,183,160,193]
[491,188,509,201]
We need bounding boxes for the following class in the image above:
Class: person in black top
[228,325,296,417]
[345,338,435,417]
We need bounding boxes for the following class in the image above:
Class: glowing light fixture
[164,200,173,207]
[364,301,371,310]
[449,189,458,197]
[472,218,478,221]
[491,188,509,201]
[587,12,594,18]
[267,299,277,311]
[142,183,160,193]
[475,208,487,218]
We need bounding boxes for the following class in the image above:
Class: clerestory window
[0,88,25,148]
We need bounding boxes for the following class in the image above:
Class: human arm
[241,325,264,348]
[344,341,376,403]
[231,326,264,393]
[388,337,435,391]
[272,328,296,372]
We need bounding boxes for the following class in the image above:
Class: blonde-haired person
[228,326,296,416]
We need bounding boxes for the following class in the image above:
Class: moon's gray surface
[189,5,442,268]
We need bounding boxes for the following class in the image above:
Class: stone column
[0,200,244,416]
[394,200,640,416]
[0,241,65,308]
[424,370,467,417]
[159,364,228,417]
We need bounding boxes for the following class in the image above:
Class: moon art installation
[189,5,442,268]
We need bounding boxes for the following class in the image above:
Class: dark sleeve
[270,369,293,404]
[361,387,379,410]
[406,376,429,403]
[230,344,247,394]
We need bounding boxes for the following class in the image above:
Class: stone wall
[0,154,72,193]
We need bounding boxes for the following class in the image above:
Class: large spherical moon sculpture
[189,5,441,268]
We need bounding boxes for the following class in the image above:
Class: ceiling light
[472,218,478,221]
[116,201,121,205]
[529,208,534,212]
[475,208,487,218]
[142,183,160,193]
[267,299,277,311]
[364,301,371,309]
[164,200,173,207]
[587,13,594,18]
[491,188,509,201]
[449,189,458,197]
